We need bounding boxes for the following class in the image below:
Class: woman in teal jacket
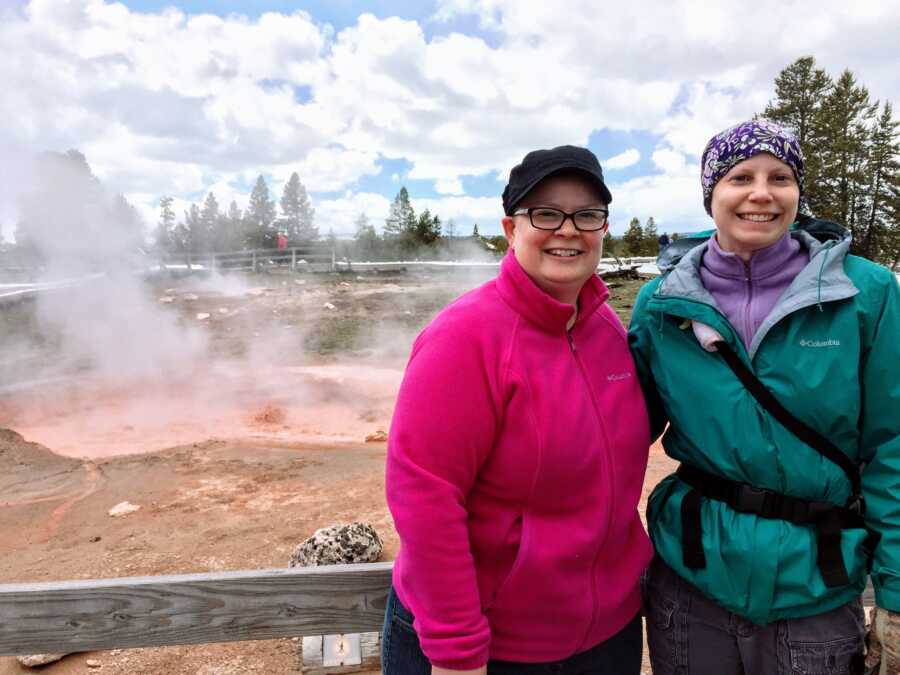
[629,119,900,674]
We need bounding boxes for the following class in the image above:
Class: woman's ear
[501,216,516,246]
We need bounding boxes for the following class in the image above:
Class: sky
[1,0,898,241]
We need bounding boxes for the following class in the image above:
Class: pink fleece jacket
[386,252,653,669]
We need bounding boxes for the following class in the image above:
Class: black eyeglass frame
[511,206,610,232]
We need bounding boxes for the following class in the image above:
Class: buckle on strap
[733,485,770,514]
[845,494,866,516]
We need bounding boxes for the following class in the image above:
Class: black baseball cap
[502,145,613,215]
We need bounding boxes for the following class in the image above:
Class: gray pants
[642,556,866,675]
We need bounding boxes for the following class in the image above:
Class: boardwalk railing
[157,244,337,274]
[0,562,392,656]
[0,561,877,657]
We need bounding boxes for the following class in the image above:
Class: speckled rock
[289,522,383,567]
[17,653,68,667]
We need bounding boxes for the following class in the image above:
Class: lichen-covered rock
[289,522,382,567]
[17,653,68,667]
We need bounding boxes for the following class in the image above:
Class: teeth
[739,214,778,222]
[547,249,580,257]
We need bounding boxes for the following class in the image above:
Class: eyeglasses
[512,206,609,232]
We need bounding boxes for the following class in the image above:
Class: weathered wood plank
[0,563,877,657]
[0,562,392,656]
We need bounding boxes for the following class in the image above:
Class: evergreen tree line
[154,172,317,256]
[3,58,894,271]
[350,186,508,261]
[606,216,673,257]
[762,56,899,267]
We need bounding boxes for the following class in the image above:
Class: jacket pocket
[484,514,525,612]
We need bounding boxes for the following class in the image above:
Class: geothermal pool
[0,359,404,459]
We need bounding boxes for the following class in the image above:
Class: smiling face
[501,171,607,305]
[710,153,800,260]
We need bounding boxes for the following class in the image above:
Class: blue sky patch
[122,0,501,44]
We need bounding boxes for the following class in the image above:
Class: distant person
[383,145,653,674]
[658,231,670,251]
[629,118,900,674]
[277,232,288,251]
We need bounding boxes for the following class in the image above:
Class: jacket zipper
[567,328,615,652]
[743,260,753,347]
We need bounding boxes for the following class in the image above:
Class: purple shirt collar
[700,230,809,350]
[704,230,803,280]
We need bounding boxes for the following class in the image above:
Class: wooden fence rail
[0,562,392,657]
[160,245,337,274]
[0,560,877,657]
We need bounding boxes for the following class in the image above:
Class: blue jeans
[642,556,867,675]
[381,586,642,674]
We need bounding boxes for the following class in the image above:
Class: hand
[865,606,900,674]
[431,667,487,675]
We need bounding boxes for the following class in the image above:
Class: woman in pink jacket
[383,145,653,674]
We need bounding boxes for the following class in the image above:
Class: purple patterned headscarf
[700,118,811,217]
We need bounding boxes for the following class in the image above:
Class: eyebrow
[526,202,606,209]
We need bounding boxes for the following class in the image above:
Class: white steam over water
[6,150,210,381]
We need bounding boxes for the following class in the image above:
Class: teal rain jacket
[628,218,900,624]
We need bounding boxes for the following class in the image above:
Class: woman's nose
[748,181,774,202]
[556,216,580,236]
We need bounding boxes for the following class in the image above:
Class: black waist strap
[676,463,880,588]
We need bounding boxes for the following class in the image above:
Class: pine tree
[154,195,176,254]
[245,175,276,249]
[384,187,415,239]
[621,217,644,256]
[763,57,833,209]
[198,192,219,254]
[816,70,876,232]
[354,212,379,261]
[111,194,143,250]
[214,200,244,252]
[643,216,659,255]
[444,218,457,239]
[279,172,317,243]
[859,102,900,260]
[760,59,900,264]
[414,209,442,247]
[183,203,203,255]
[763,57,832,147]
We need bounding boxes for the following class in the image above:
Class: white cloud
[608,166,706,237]
[652,149,686,174]
[411,196,503,232]
[1,0,898,239]
[434,177,465,195]
[314,191,392,236]
[605,149,640,170]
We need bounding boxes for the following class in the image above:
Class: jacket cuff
[429,651,490,671]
